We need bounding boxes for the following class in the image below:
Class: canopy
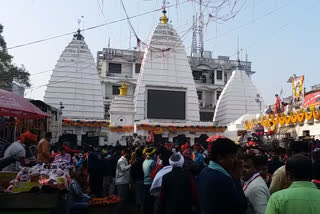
[0,89,47,119]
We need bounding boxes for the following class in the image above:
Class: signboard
[292,75,304,103]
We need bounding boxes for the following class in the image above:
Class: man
[2,131,37,171]
[54,147,71,163]
[115,149,131,206]
[36,132,52,163]
[142,147,156,214]
[242,155,270,214]
[274,94,281,113]
[159,153,199,214]
[265,154,320,214]
[199,138,247,214]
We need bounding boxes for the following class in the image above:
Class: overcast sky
[1,0,319,104]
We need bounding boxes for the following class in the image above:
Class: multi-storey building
[97,48,252,122]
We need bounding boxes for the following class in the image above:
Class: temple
[213,68,262,126]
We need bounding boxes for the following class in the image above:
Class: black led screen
[147,89,186,120]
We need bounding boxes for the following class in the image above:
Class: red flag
[148,130,154,143]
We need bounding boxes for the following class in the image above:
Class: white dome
[213,69,262,125]
[44,32,104,120]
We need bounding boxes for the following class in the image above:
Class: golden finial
[119,82,128,96]
[160,9,168,24]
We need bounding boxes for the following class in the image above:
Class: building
[97,43,252,123]
[106,10,226,145]
[44,30,106,145]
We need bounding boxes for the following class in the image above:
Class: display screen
[147,89,186,120]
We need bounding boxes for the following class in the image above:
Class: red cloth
[62,145,80,153]
[275,97,281,112]
[150,164,163,180]
[148,130,154,143]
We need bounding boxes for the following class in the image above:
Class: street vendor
[36,132,52,163]
[2,131,37,171]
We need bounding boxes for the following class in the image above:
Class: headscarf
[143,147,156,159]
[20,131,37,143]
[183,149,192,159]
[169,152,184,168]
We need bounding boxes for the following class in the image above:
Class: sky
[0,0,319,105]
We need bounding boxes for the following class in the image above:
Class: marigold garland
[62,119,110,128]
[245,108,320,130]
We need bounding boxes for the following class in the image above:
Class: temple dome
[213,69,262,125]
[44,31,104,120]
[134,19,200,122]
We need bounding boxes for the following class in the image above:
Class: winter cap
[169,152,184,168]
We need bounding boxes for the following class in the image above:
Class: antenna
[108,37,110,48]
[191,3,204,56]
[237,36,240,69]
[245,49,248,62]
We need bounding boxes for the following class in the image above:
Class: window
[87,131,96,137]
[104,104,110,119]
[217,70,223,80]
[112,86,120,95]
[197,91,202,100]
[224,73,228,84]
[200,112,214,122]
[135,63,141,73]
[109,63,121,73]
[192,71,201,80]
[216,91,222,101]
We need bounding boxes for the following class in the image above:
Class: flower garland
[62,119,110,128]
[245,108,320,130]
[292,75,304,99]
[109,125,134,133]
[136,124,226,133]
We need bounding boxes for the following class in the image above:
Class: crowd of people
[1,130,320,214]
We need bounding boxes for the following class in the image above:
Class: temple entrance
[173,134,190,146]
[154,134,168,145]
[195,134,209,149]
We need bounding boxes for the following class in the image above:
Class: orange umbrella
[206,135,226,143]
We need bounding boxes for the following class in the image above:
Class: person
[267,122,276,137]
[265,106,273,114]
[269,142,307,194]
[36,132,52,163]
[130,147,145,214]
[311,148,320,189]
[54,147,71,163]
[193,144,204,166]
[142,147,156,214]
[115,149,131,207]
[255,155,272,186]
[265,154,320,214]
[198,138,247,214]
[242,155,270,214]
[274,94,281,113]
[183,149,200,176]
[159,153,199,214]
[67,170,91,214]
[2,131,37,171]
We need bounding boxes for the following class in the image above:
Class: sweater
[199,167,247,214]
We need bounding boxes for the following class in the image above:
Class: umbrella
[206,135,226,143]
[0,89,47,119]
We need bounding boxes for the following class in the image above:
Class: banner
[303,90,320,108]
[292,75,304,103]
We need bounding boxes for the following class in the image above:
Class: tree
[0,24,30,90]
